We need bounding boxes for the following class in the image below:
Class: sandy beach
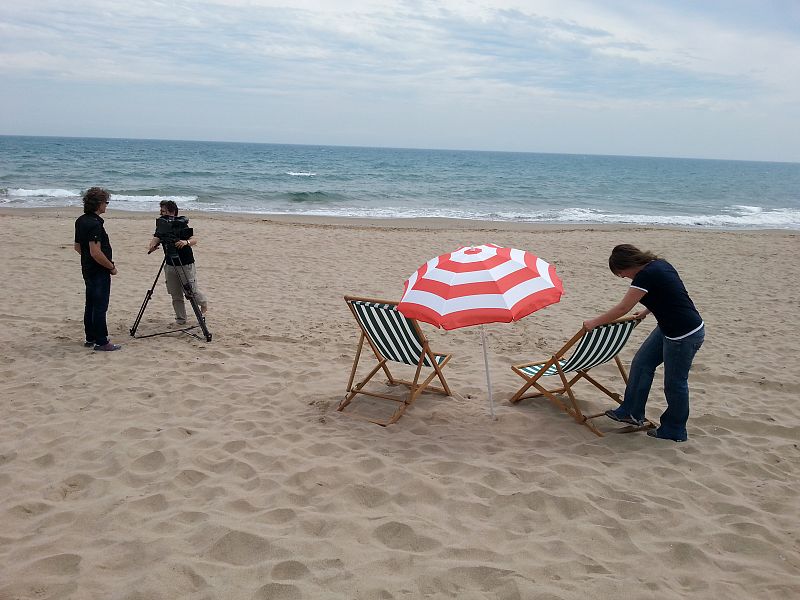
[0,207,798,599]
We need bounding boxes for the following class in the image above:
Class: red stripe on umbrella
[402,263,553,302]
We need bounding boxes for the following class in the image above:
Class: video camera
[154,215,193,257]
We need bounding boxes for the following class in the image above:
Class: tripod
[130,248,212,342]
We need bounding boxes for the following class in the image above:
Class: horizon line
[1,132,798,166]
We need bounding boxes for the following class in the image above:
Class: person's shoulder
[644,259,673,272]
[653,259,678,274]
[633,260,663,284]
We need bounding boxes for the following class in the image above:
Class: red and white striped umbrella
[398,244,563,330]
[398,243,563,418]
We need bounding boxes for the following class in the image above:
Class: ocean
[1,135,799,229]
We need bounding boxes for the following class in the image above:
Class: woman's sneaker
[604,409,643,427]
[647,429,687,442]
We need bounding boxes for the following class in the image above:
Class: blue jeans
[616,325,705,440]
[83,270,111,346]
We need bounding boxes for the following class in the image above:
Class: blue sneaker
[647,428,687,442]
[94,342,122,352]
[604,409,643,427]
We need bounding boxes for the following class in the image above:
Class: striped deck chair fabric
[510,315,647,436]
[339,296,452,426]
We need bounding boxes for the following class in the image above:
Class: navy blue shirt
[74,213,112,276]
[631,259,703,339]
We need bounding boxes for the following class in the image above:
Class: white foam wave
[731,205,764,214]
[494,207,800,228]
[286,171,316,177]
[257,205,800,229]
[111,194,197,203]
[1,187,797,228]
[8,188,79,197]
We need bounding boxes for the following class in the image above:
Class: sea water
[1,135,798,229]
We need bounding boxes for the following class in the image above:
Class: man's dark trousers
[83,271,111,346]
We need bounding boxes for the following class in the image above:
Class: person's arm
[175,235,196,250]
[89,241,117,274]
[73,243,81,254]
[147,236,161,254]
[583,287,646,330]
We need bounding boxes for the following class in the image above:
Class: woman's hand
[583,318,600,331]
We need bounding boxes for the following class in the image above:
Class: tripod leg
[130,257,166,336]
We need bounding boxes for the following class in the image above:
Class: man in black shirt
[73,187,121,351]
[147,200,208,325]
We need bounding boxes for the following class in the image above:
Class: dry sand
[0,208,798,599]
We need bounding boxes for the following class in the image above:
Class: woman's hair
[82,187,110,213]
[608,244,659,274]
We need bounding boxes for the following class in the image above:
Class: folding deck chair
[510,315,654,436]
[339,296,453,426]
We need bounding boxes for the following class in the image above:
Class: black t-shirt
[154,225,195,267]
[74,213,112,275]
[631,259,703,339]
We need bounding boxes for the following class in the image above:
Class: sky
[1,0,799,162]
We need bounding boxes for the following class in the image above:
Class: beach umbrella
[398,243,563,418]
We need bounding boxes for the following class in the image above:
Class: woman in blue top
[584,244,704,442]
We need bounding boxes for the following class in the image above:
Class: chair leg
[339,358,388,411]
[429,352,452,396]
[510,361,554,403]
[344,334,366,397]
[340,350,450,425]
[615,356,630,385]
[580,371,623,402]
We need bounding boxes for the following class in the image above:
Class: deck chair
[510,315,653,436]
[339,296,452,426]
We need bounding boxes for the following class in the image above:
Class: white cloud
[1,0,799,160]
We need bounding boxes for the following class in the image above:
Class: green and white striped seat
[348,299,448,368]
[511,316,644,437]
[517,318,640,378]
[340,296,452,426]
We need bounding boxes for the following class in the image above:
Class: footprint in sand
[9,501,52,518]
[26,553,82,576]
[373,521,441,552]
[271,560,311,580]
[129,493,168,513]
[205,530,286,566]
[253,583,302,600]
[175,469,209,487]
[131,450,166,472]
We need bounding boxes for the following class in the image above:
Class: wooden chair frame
[510,316,653,436]
[339,296,452,426]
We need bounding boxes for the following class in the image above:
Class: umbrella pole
[480,325,496,420]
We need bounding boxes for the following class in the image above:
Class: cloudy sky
[1,0,799,161]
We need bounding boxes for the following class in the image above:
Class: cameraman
[147,200,208,325]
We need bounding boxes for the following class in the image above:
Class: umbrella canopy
[398,243,563,419]
[398,244,563,330]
